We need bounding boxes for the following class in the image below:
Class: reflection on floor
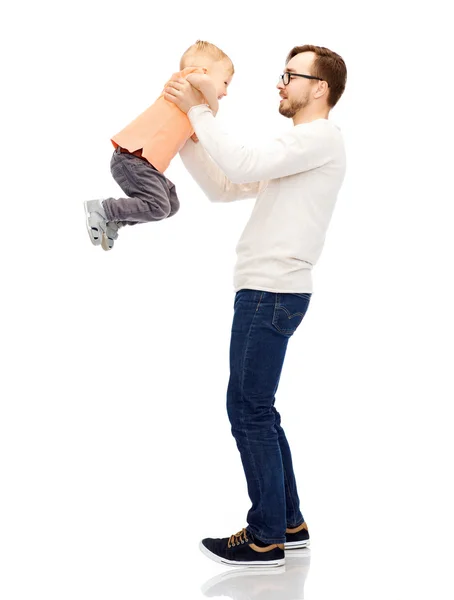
[201,549,311,600]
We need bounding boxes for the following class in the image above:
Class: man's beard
[278,95,308,118]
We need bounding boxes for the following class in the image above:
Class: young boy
[84,40,234,250]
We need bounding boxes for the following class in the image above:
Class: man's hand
[185,73,219,116]
[164,77,206,114]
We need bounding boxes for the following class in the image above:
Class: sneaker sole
[199,541,285,568]
[101,232,113,251]
[84,201,102,246]
[284,540,310,550]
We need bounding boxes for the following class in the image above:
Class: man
[164,44,347,568]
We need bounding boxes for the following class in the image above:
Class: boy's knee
[168,200,180,218]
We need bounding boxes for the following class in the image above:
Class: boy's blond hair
[180,40,234,74]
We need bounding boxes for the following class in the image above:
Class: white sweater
[179,104,346,294]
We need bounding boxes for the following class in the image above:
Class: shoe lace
[228,528,250,548]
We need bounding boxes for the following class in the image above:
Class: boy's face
[208,60,233,100]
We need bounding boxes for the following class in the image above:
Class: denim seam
[240,292,265,526]
[284,467,298,525]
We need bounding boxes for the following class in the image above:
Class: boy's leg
[166,177,180,218]
[100,171,179,249]
[106,170,179,229]
[102,150,174,224]
[84,149,177,250]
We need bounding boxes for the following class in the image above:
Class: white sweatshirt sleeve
[187,104,334,184]
[178,135,266,203]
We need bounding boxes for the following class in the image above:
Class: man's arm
[187,105,335,184]
[185,73,219,116]
[179,136,267,203]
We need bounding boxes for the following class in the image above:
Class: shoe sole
[101,232,113,251]
[84,201,103,246]
[199,542,285,568]
[284,539,310,550]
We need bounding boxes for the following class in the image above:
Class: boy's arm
[185,73,219,116]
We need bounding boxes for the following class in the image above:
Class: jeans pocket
[272,293,311,337]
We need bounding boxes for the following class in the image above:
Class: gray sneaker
[84,200,108,246]
[101,221,124,251]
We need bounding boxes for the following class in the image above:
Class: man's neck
[293,108,330,125]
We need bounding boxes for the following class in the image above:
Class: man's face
[277,52,316,118]
[209,60,233,100]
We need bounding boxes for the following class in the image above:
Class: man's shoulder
[293,118,340,132]
[286,119,345,168]
[292,119,344,145]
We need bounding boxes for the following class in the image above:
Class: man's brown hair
[286,45,347,108]
[180,40,234,74]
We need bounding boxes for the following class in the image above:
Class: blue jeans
[227,289,312,544]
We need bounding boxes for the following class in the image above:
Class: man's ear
[314,80,329,99]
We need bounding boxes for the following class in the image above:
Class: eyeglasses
[279,72,329,87]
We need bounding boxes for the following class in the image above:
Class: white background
[1,1,453,599]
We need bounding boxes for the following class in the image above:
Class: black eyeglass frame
[279,72,330,87]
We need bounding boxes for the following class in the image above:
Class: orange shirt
[111,67,207,173]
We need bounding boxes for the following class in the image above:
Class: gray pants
[102,147,180,226]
